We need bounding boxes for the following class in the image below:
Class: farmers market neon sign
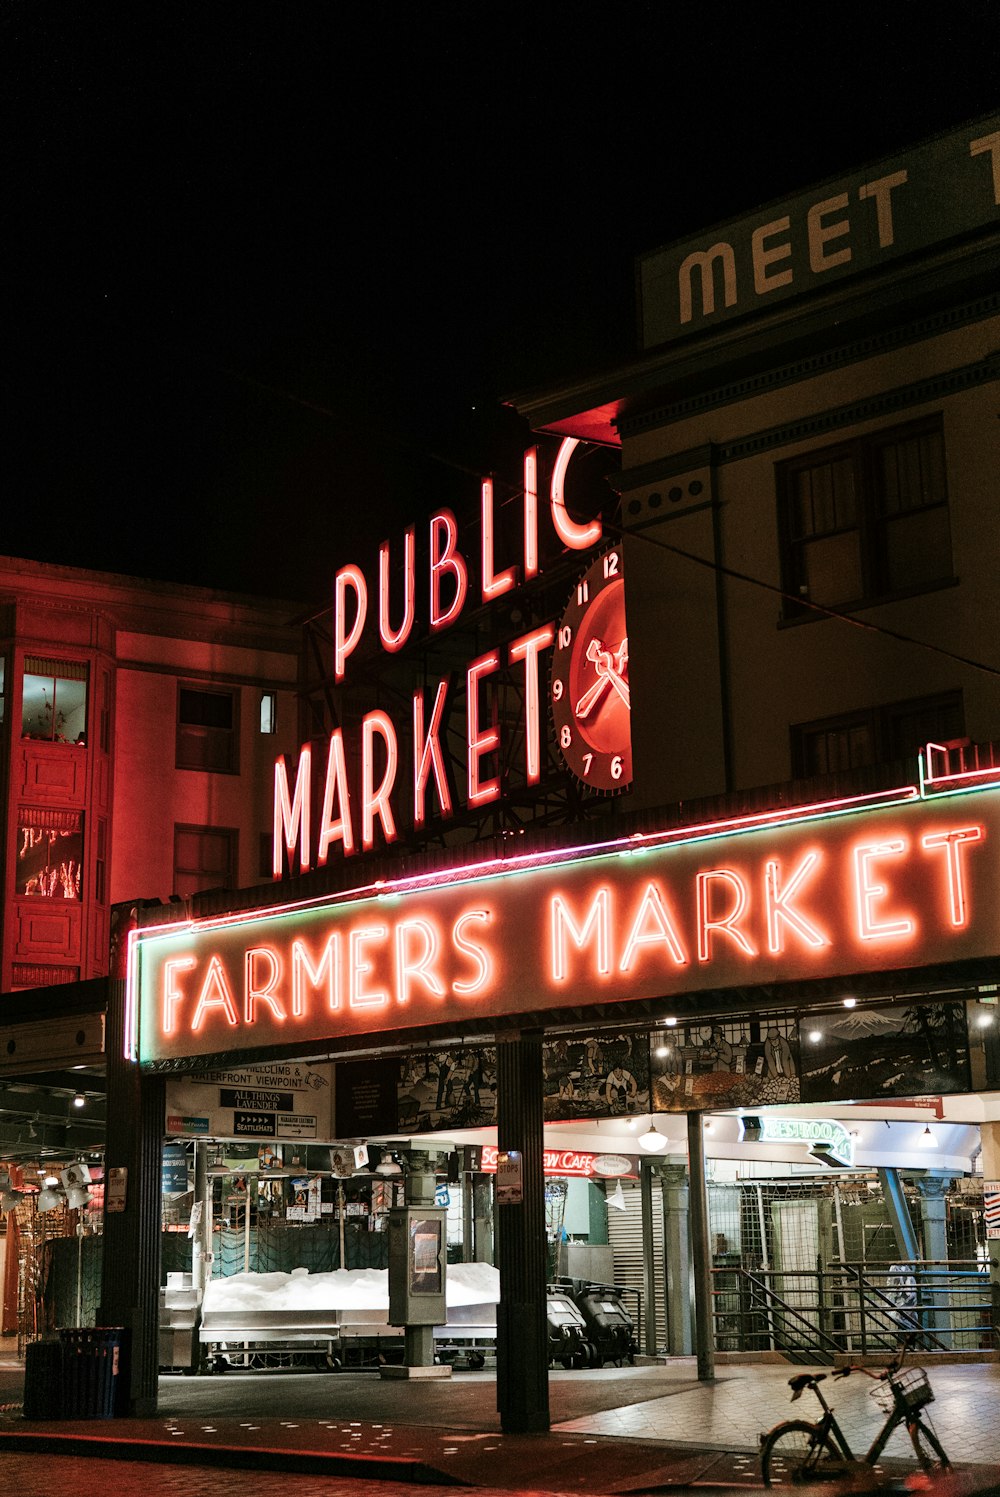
[131,771,1000,1064]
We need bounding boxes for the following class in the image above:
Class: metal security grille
[606,1176,666,1351]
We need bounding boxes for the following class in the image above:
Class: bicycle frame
[796,1376,928,1467]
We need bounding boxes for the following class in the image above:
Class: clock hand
[575,637,631,719]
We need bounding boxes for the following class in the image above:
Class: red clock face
[551,546,632,792]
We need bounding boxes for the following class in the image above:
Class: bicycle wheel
[908,1419,950,1473]
[761,1420,845,1486]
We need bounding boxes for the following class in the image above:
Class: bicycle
[760,1343,950,1485]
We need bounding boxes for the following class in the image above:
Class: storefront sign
[272,437,628,868]
[134,776,1000,1066]
[639,113,1000,347]
[482,1145,639,1180]
[277,1114,317,1139]
[233,1110,275,1136]
[219,1088,294,1112]
[167,1113,210,1134]
[742,1115,854,1166]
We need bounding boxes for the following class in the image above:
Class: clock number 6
[611,755,624,780]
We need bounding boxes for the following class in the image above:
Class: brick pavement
[0,1353,998,1492]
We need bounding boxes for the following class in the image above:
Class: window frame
[173,823,238,899]
[175,682,240,774]
[790,690,964,780]
[777,414,952,620]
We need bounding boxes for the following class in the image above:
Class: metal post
[640,1159,657,1355]
[687,1111,715,1381]
[496,1033,549,1433]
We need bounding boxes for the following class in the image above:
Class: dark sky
[4,4,999,604]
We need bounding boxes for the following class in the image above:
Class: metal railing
[711,1260,994,1363]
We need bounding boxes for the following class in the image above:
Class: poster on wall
[649,1016,800,1112]
[395,1047,498,1133]
[543,1030,649,1121]
[798,1001,970,1103]
[334,1057,400,1137]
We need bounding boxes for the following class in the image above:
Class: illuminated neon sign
[740,1115,854,1166]
[481,1145,639,1179]
[133,777,1000,1065]
[274,438,606,872]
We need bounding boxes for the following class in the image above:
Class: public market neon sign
[132,773,1000,1065]
[273,438,603,872]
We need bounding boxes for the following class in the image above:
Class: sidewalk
[0,1357,998,1491]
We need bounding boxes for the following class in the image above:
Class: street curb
[0,1429,466,1484]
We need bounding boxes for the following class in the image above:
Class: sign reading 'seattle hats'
[639,113,1000,348]
[134,772,999,1065]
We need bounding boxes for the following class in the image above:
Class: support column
[981,1124,1000,1328]
[661,1157,692,1356]
[496,1033,549,1433]
[640,1160,657,1355]
[98,979,164,1416]
[915,1173,954,1344]
[687,1111,715,1381]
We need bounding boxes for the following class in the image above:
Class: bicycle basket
[871,1366,933,1413]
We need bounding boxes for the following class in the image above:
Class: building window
[778,416,951,617]
[791,691,964,779]
[16,809,83,898]
[259,691,277,734]
[176,685,239,772]
[174,825,237,899]
[21,657,88,743]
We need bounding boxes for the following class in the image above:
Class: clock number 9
[552,679,564,701]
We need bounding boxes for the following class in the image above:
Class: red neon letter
[395,918,446,1003]
[273,745,312,877]
[318,730,355,862]
[509,626,555,784]
[291,934,341,1017]
[467,650,501,807]
[191,955,240,1031]
[481,477,516,602]
[378,528,415,652]
[361,710,398,851]
[413,679,453,827]
[429,509,468,631]
[921,825,985,928]
[550,888,612,980]
[619,882,688,971]
[452,909,493,996]
[162,957,196,1035]
[550,437,602,552]
[697,869,756,961]
[764,852,830,953]
[245,947,285,1025]
[523,447,539,581]
[349,926,389,1009]
[853,839,915,941]
[334,563,367,681]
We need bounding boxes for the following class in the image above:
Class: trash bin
[59,1327,125,1418]
[23,1338,65,1419]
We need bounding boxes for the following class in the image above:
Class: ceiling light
[655,1045,670,1058]
[842,997,856,1008]
[808,1029,823,1044]
[72,1093,85,1109]
[43,1174,60,1188]
[0,1189,23,1214]
[919,1126,938,1149]
[976,1010,995,1028]
[66,1186,91,1211]
[638,1124,667,1153]
[37,1187,62,1213]
[703,1118,714,1132]
[662,1016,677,1027]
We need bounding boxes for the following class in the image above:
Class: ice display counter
[197,1261,500,1370]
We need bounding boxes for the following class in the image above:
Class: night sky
[5,5,999,605]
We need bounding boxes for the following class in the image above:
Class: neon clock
[551,544,633,792]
